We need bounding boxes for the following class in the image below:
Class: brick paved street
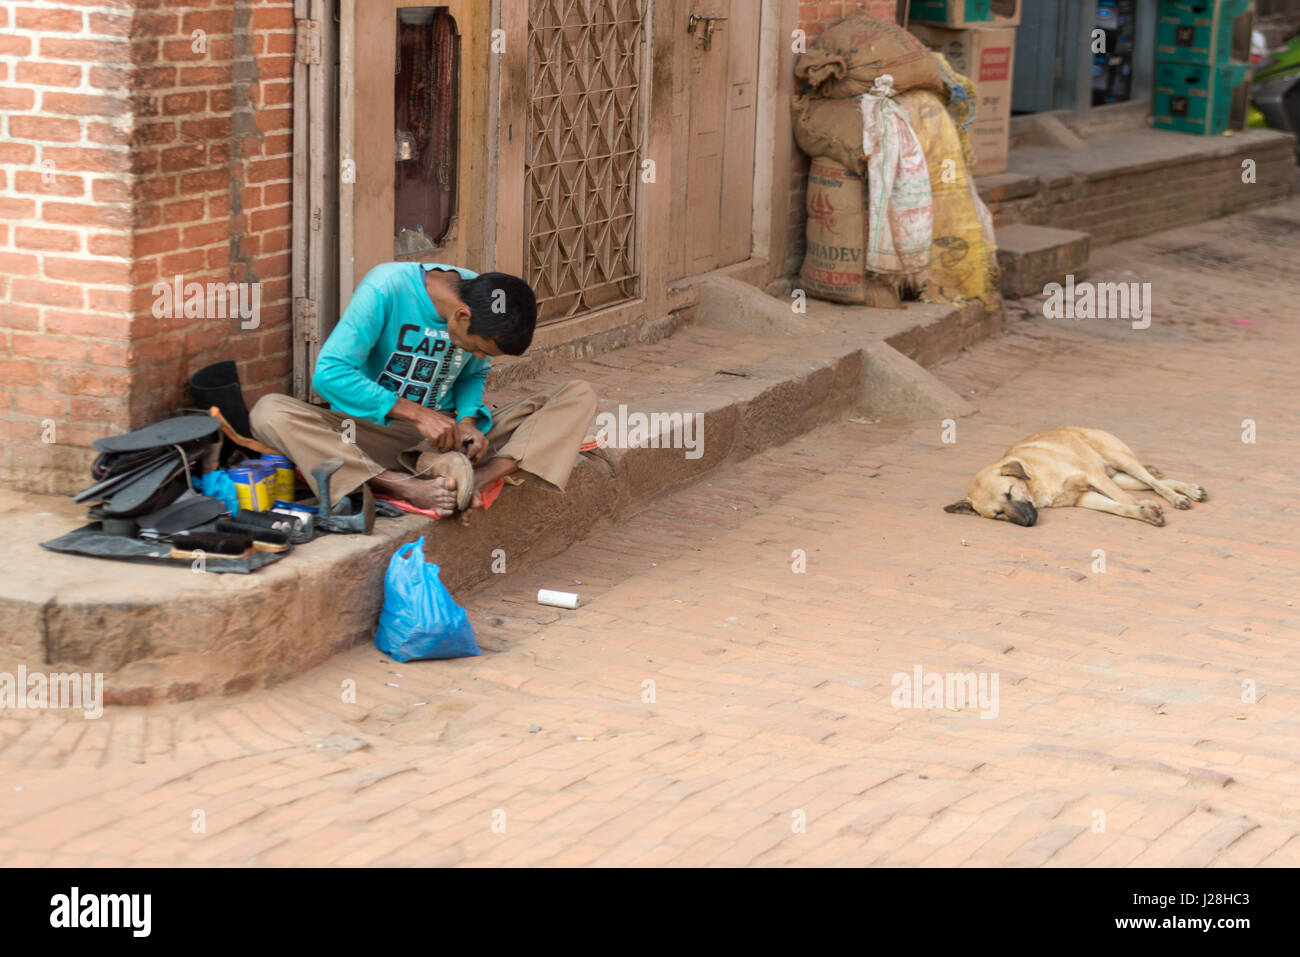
[1,201,1298,866]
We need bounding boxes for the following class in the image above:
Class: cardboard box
[909,24,1016,175]
[908,0,992,29]
[1156,0,1254,66]
[1153,60,1250,135]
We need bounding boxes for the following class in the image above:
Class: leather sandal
[407,450,476,512]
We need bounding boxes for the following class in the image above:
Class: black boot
[189,360,252,437]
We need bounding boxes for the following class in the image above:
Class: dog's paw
[1187,484,1207,502]
[1138,502,1165,526]
[1171,493,1192,510]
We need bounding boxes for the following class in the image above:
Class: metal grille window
[526,0,648,322]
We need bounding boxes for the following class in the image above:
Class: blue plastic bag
[198,469,240,516]
[374,536,480,661]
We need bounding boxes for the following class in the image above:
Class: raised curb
[0,296,997,704]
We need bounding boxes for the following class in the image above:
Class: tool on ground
[170,530,254,558]
[217,518,292,546]
[312,457,375,535]
[537,589,580,609]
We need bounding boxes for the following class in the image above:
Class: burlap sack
[792,95,869,177]
[798,157,902,308]
[793,53,978,174]
[897,89,999,309]
[795,12,945,100]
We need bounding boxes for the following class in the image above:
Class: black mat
[40,524,287,574]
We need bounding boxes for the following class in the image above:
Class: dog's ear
[944,499,978,515]
[999,460,1031,482]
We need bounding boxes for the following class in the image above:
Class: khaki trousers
[249,380,597,499]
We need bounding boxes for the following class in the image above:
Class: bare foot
[370,470,459,513]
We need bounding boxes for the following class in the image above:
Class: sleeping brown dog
[944,427,1207,527]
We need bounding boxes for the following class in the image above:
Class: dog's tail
[1146,464,1164,478]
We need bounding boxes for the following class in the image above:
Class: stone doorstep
[995,224,1091,300]
[0,295,996,706]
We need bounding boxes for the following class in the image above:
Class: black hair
[457,272,537,356]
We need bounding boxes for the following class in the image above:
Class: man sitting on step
[250,263,597,518]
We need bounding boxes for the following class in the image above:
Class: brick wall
[786,1,900,276]
[0,0,295,493]
[0,1,135,489]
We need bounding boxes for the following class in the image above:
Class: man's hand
[390,398,460,451]
[458,418,489,463]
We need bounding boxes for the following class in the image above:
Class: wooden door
[670,0,760,279]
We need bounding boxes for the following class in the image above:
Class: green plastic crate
[908,0,992,28]
[1156,0,1254,65]
[1153,60,1250,134]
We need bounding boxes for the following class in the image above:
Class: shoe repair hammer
[311,457,375,535]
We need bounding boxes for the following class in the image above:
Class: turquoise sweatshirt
[312,262,494,432]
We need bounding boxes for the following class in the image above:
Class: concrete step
[995,223,1091,299]
[977,128,1294,249]
[0,286,997,705]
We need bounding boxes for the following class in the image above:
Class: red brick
[0,196,37,220]
[40,37,128,63]
[134,228,181,257]
[13,172,84,198]
[160,249,208,275]
[180,117,232,142]
[0,34,31,57]
[10,279,85,309]
[8,115,81,142]
[178,65,229,86]
[181,222,228,247]
[161,144,207,173]
[135,176,177,202]
[181,10,234,34]
[0,304,40,331]
[45,311,133,338]
[180,169,227,193]
[0,88,35,110]
[42,202,131,228]
[0,142,36,163]
[45,257,132,285]
[12,334,85,362]
[13,226,81,252]
[16,7,84,31]
[245,157,291,184]
[88,233,131,257]
[87,123,131,147]
[162,91,206,116]
[40,147,131,174]
[251,6,294,30]
[0,360,41,387]
[87,66,131,90]
[134,121,177,146]
[162,198,207,225]
[87,288,132,312]
[88,12,132,36]
[0,251,40,275]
